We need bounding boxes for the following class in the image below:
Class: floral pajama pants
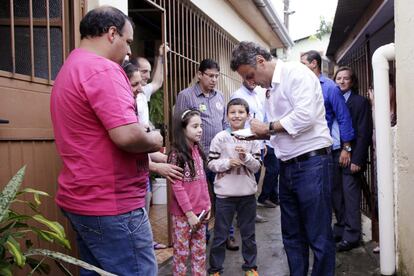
[172,215,206,276]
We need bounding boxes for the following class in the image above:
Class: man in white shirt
[131,43,169,125]
[231,82,280,211]
[230,41,335,276]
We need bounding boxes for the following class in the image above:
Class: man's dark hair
[80,6,134,39]
[230,41,272,71]
[227,98,250,115]
[198,59,220,73]
[302,50,322,70]
[121,61,139,79]
[334,66,359,92]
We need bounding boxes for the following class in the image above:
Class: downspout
[253,0,294,49]
[372,43,395,276]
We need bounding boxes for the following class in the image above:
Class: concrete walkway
[158,206,380,275]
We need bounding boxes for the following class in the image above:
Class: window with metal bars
[0,0,66,82]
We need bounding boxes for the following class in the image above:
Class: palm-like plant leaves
[0,166,26,222]
[0,167,114,275]
[25,249,117,276]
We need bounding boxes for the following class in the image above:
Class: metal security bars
[141,0,242,148]
[339,41,396,242]
[165,0,241,102]
[0,0,67,84]
[141,0,243,245]
[339,44,374,219]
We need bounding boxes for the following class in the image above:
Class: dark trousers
[332,150,362,243]
[208,195,257,273]
[206,169,235,237]
[258,146,280,204]
[279,154,335,276]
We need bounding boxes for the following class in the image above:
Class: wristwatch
[343,145,352,152]
[268,122,277,135]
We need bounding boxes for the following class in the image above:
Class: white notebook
[231,128,255,138]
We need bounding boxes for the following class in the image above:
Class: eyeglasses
[202,72,220,80]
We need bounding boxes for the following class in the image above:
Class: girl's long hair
[168,109,206,177]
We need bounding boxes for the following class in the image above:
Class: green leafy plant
[0,166,115,276]
[149,88,164,129]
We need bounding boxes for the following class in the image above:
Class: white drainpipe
[372,43,395,275]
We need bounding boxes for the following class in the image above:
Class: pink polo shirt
[51,48,148,216]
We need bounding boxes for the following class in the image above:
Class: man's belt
[282,147,331,164]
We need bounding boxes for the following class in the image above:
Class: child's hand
[202,209,212,223]
[229,158,243,168]
[186,211,200,231]
[235,146,246,160]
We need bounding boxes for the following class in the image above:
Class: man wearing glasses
[174,59,239,250]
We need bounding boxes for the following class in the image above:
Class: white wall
[189,0,269,47]
[395,0,414,274]
[87,0,128,15]
[285,34,330,62]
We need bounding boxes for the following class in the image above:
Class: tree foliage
[315,16,333,40]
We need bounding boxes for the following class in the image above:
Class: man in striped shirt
[174,59,227,156]
[174,59,239,250]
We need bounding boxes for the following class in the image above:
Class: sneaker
[226,236,239,251]
[257,199,277,208]
[245,269,259,276]
[336,240,360,252]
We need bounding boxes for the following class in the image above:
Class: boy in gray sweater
[208,98,261,276]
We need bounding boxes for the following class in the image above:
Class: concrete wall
[189,0,269,47]
[87,0,270,47]
[395,0,414,274]
[285,34,330,62]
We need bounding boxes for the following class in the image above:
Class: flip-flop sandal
[153,242,167,250]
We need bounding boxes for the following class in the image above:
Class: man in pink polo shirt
[50,6,162,276]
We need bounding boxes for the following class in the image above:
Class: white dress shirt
[231,85,272,150]
[135,83,154,125]
[231,85,266,127]
[265,60,332,161]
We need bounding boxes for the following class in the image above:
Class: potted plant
[0,166,115,275]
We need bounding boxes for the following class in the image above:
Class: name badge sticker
[199,103,207,112]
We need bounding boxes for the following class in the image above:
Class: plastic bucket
[152,178,167,204]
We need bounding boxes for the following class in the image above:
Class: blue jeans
[63,208,157,276]
[279,154,335,276]
[258,146,280,204]
[208,195,257,273]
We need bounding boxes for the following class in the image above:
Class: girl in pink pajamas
[168,109,211,275]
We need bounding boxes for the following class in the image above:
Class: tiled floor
[151,168,265,265]
[149,204,215,265]
[149,204,172,264]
